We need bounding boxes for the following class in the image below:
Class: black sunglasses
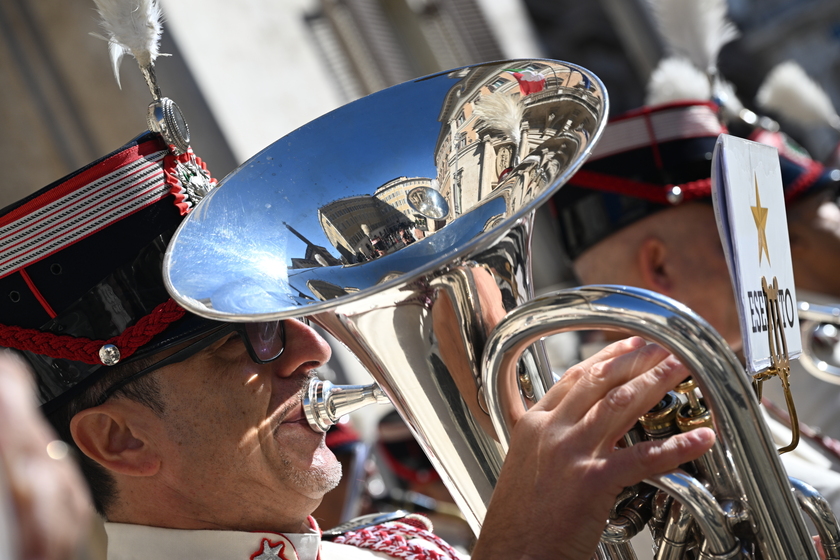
[95,320,288,406]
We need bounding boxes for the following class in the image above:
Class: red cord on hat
[784,161,825,203]
[641,108,665,171]
[571,170,712,205]
[0,298,185,365]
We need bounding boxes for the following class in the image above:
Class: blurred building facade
[0,0,540,209]
[3,0,838,202]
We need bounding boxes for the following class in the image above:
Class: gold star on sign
[751,176,771,266]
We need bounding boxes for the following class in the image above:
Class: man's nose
[273,318,332,377]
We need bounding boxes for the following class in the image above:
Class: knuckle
[648,363,672,385]
[514,410,547,439]
[564,363,586,380]
[604,384,635,411]
[641,344,669,364]
[588,361,611,382]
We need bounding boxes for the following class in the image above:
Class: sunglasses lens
[244,321,285,361]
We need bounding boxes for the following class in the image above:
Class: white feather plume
[716,79,748,122]
[756,61,840,130]
[646,0,739,75]
[645,57,710,105]
[473,93,524,146]
[92,0,164,88]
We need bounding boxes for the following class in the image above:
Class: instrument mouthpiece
[304,378,389,432]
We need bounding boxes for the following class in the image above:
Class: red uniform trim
[570,170,712,205]
[0,139,166,227]
[18,268,56,318]
[164,147,217,216]
[333,521,461,560]
[250,538,291,560]
[0,298,185,364]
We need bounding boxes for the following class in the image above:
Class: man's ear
[636,237,673,294]
[70,402,161,477]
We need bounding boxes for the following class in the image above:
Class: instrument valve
[675,377,704,412]
[517,362,535,401]
[721,500,751,534]
[649,489,673,539]
[674,378,714,432]
[639,391,680,439]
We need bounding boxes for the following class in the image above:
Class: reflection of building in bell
[285,222,344,269]
[433,65,499,216]
[374,177,440,235]
[307,279,359,301]
[319,194,416,261]
[434,63,602,218]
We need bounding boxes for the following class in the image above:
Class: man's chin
[299,459,343,499]
[277,443,343,498]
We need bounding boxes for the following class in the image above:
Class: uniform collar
[104,519,322,560]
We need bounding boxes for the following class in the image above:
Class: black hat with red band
[0,131,220,414]
[552,100,840,261]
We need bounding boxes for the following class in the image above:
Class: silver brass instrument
[162,60,832,558]
[483,286,839,559]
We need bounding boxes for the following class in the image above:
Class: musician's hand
[472,337,715,560]
[0,351,92,560]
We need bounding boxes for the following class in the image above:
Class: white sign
[711,134,801,373]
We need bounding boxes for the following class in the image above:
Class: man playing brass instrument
[0,135,714,560]
[0,1,725,558]
[0,116,714,560]
[0,6,715,557]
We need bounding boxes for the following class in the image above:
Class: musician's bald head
[572,202,741,347]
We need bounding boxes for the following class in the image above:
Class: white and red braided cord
[333,523,462,560]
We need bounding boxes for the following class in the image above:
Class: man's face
[144,319,340,531]
[789,190,840,299]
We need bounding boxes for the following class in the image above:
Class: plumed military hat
[550,0,840,260]
[0,131,220,414]
[551,101,723,260]
[0,0,221,414]
[551,99,840,261]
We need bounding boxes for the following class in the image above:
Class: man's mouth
[280,403,308,425]
[270,372,320,433]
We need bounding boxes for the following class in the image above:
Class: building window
[488,77,507,92]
